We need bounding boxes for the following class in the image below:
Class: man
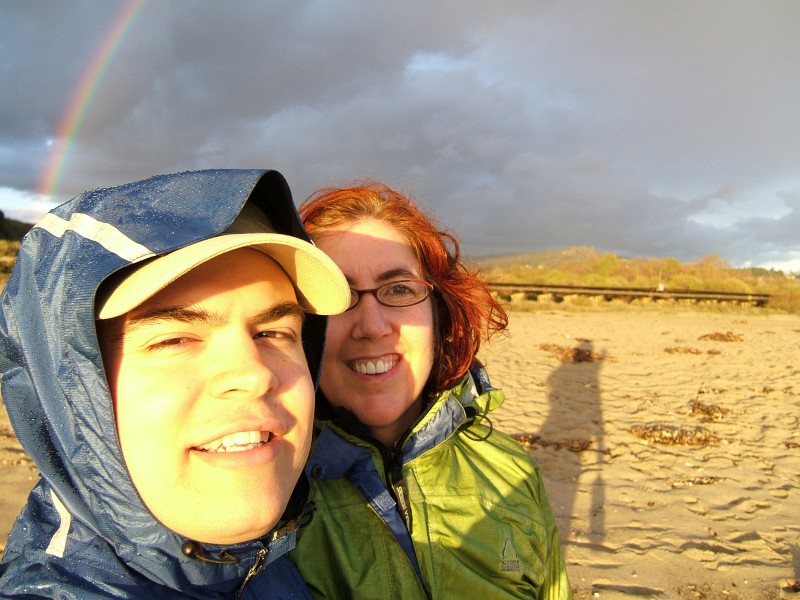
[0,170,349,598]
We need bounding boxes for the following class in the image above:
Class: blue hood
[0,170,322,597]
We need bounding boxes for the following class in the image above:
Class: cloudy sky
[2,1,799,270]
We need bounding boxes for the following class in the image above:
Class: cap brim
[96,232,350,319]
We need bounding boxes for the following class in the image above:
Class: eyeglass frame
[345,279,434,312]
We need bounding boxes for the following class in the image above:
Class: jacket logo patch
[500,538,520,572]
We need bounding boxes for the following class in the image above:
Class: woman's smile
[349,355,400,375]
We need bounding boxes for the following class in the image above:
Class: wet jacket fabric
[0,170,320,599]
[290,364,572,599]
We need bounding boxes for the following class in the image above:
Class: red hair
[300,183,508,392]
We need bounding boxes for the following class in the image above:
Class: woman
[290,183,571,599]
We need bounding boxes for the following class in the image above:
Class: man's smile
[195,430,272,453]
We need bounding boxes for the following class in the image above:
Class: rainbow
[38,0,150,198]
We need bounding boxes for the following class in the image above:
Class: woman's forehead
[315,220,422,283]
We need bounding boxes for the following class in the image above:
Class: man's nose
[207,335,277,400]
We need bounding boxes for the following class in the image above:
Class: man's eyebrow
[124,306,214,331]
[123,302,305,333]
[251,302,306,326]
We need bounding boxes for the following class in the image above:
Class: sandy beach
[2,308,799,598]
[479,308,800,599]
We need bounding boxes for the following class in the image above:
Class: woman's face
[314,219,435,447]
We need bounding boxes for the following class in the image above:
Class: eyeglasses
[346,279,434,312]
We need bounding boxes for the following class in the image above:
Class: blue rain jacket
[0,170,320,599]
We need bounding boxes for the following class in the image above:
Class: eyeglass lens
[348,280,432,310]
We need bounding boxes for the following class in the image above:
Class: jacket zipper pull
[236,546,268,600]
[390,466,413,533]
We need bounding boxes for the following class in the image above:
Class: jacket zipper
[235,546,268,600]
[384,440,430,599]
[385,448,413,533]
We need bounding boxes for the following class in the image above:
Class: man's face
[98,248,314,545]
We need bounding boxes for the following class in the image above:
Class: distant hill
[470,246,601,271]
[0,212,32,282]
[467,245,800,313]
[0,212,33,241]
[470,246,797,279]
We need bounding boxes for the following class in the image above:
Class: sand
[478,309,800,599]
[1,308,799,598]
[0,397,36,558]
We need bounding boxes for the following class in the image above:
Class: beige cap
[96,202,350,319]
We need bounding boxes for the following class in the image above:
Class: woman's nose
[351,293,392,340]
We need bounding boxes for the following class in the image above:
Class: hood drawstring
[460,405,494,441]
[180,541,239,565]
[458,359,496,442]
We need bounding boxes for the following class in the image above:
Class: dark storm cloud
[1,0,798,269]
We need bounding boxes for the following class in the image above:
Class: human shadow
[535,340,607,559]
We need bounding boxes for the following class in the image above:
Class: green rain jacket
[290,363,571,599]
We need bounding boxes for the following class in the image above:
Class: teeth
[352,358,395,375]
[196,430,269,453]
